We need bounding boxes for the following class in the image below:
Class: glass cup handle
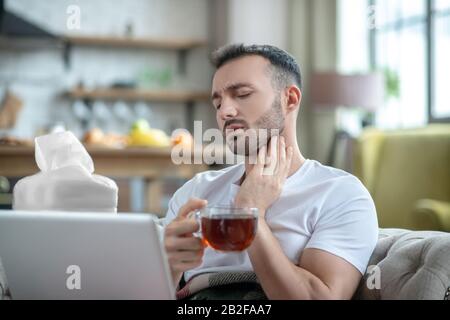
[191,210,202,239]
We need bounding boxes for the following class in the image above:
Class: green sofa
[353,125,450,231]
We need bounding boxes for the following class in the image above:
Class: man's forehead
[212,55,271,90]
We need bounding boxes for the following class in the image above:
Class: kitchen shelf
[60,35,210,132]
[64,35,207,50]
[63,35,207,73]
[67,88,210,103]
[66,88,211,133]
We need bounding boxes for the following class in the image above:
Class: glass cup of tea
[193,206,259,252]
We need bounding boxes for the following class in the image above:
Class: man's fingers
[176,198,208,220]
[262,136,278,176]
[165,234,204,251]
[255,145,267,174]
[269,135,278,165]
[278,136,286,172]
[275,136,286,174]
[165,219,199,237]
[282,136,287,158]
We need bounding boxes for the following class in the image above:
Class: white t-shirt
[162,159,379,282]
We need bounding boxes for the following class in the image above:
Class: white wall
[289,0,312,157]
[0,0,215,138]
[290,0,339,163]
[228,0,289,49]
[310,0,339,164]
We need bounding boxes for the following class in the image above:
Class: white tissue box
[13,131,118,213]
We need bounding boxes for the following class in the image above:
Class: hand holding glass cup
[192,206,258,252]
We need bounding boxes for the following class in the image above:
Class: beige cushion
[354,229,450,300]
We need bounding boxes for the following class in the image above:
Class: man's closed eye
[237,92,252,99]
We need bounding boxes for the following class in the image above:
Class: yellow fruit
[129,128,170,147]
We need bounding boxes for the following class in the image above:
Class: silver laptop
[0,210,175,300]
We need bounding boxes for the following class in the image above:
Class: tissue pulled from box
[13,131,118,212]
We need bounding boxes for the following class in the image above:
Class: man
[162,44,378,300]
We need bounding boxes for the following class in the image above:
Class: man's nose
[218,100,238,120]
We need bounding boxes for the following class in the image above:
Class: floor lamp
[310,72,384,170]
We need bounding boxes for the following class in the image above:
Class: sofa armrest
[355,228,450,300]
[412,199,450,232]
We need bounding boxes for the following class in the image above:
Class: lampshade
[310,72,385,112]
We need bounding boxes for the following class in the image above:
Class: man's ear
[285,85,302,114]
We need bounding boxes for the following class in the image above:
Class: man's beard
[224,95,285,157]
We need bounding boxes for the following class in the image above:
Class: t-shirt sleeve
[305,180,379,275]
[155,176,197,245]
[160,175,198,227]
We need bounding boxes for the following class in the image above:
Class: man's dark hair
[211,44,302,90]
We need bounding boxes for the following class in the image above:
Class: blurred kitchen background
[0,0,449,231]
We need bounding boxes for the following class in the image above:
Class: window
[370,0,450,125]
[433,1,450,119]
